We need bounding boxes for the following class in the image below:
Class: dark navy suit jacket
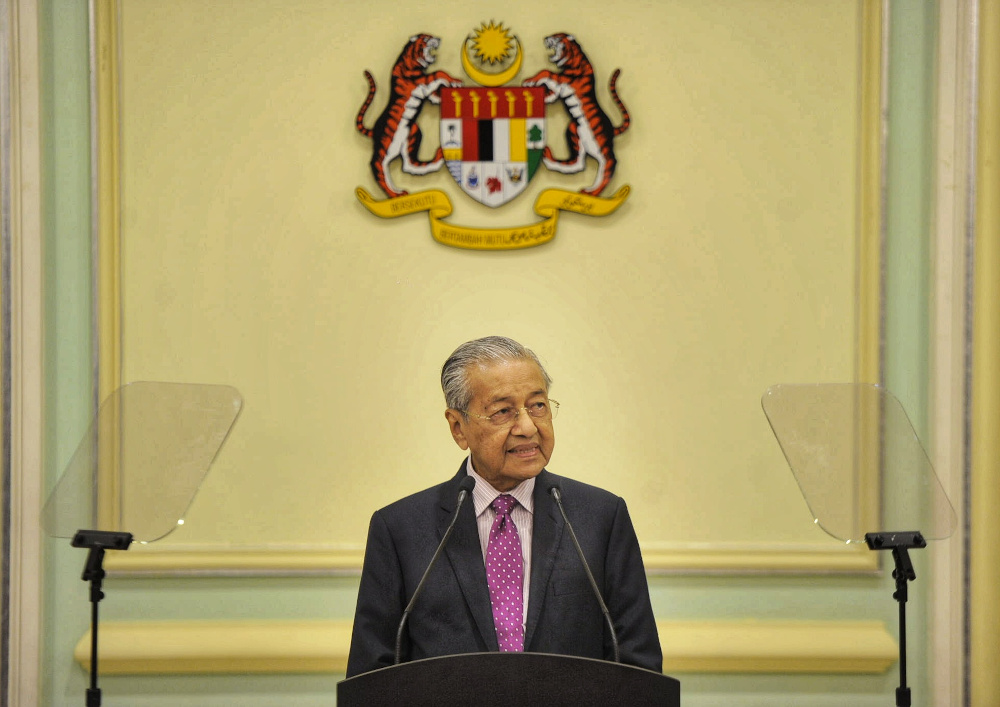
[346,464,662,676]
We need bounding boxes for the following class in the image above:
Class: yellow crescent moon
[461,37,523,87]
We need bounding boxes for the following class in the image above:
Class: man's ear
[444,409,470,450]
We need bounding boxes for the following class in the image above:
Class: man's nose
[511,407,538,435]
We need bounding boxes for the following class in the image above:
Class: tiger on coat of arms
[523,33,630,196]
[355,34,462,198]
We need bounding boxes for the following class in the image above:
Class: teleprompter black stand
[71,530,134,707]
[337,652,680,707]
[864,531,926,707]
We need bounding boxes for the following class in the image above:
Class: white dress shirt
[465,457,534,626]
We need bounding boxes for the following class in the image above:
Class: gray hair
[441,336,552,413]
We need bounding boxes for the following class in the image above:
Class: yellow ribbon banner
[355,185,631,251]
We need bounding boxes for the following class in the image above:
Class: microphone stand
[550,486,620,663]
[394,478,475,665]
[71,530,133,707]
[864,531,925,707]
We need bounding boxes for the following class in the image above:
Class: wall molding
[74,619,898,676]
[104,545,878,576]
[929,2,977,705]
[2,0,44,705]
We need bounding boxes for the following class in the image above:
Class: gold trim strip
[971,0,1000,703]
[94,0,122,529]
[855,0,885,541]
[94,0,120,400]
[857,0,883,386]
[104,546,877,575]
[105,550,367,574]
[644,548,877,573]
[73,619,896,676]
[664,620,896,674]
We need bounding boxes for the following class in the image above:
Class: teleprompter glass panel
[762,383,956,544]
[42,382,242,543]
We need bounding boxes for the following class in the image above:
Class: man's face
[445,358,555,492]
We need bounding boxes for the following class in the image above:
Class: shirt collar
[465,456,535,517]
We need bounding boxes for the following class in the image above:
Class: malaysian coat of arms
[355,22,631,250]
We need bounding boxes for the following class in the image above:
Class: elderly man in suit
[346,336,661,676]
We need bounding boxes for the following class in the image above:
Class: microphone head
[548,483,562,502]
[459,475,476,495]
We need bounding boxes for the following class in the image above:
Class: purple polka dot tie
[486,494,524,652]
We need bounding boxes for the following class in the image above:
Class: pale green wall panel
[39,0,97,705]
[881,2,939,706]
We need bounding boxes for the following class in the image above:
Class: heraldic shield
[440,86,546,208]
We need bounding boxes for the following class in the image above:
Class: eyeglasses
[463,400,560,427]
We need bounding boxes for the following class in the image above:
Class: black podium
[337,653,680,706]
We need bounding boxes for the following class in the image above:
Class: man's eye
[492,407,513,417]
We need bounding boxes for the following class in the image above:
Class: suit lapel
[440,467,498,651]
[524,470,563,650]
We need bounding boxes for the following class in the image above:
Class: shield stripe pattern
[440,87,546,208]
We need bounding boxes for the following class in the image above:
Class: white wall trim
[930,1,977,706]
[3,0,43,704]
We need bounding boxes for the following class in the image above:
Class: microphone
[394,475,476,665]
[549,484,620,663]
